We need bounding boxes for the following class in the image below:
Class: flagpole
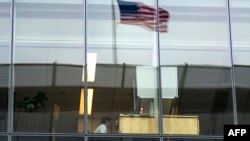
[112,0,117,64]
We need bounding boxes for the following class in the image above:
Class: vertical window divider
[156,0,163,137]
[226,0,238,125]
[83,0,89,138]
[8,0,15,140]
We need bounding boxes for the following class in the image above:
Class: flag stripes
[117,0,170,32]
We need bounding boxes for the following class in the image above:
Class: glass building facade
[0,0,249,140]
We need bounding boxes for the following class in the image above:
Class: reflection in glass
[0,66,8,132]
[12,136,84,141]
[0,0,10,64]
[87,0,160,134]
[230,0,250,124]
[160,0,233,135]
[0,136,7,141]
[0,0,11,132]
[164,139,223,141]
[235,67,250,124]
[89,137,159,141]
[14,0,85,133]
[162,66,233,135]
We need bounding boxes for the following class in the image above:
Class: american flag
[117,0,170,32]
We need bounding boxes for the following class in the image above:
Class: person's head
[101,116,112,127]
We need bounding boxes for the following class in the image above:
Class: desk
[119,114,157,134]
[163,115,199,135]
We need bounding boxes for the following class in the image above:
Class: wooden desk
[163,115,199,135]
[119,114,157,134]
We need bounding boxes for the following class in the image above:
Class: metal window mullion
[226,0,238,125]
[8,0,15,139]
[83,0,89,139]
[156,0,163,136]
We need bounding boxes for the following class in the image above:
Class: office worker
[94,116,112,133]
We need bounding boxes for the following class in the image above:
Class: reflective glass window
[12,136,84,141]
[14,0,85,133]
[0,0,11,132]
[0,136,7,141]
[87,0,160,134]
[231,0,250,124]
[160,0,233,135]
[89,137,159,141]
[164,139,223,141]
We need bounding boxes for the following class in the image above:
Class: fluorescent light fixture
[79,88,94,115]
[82,53,97,82]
